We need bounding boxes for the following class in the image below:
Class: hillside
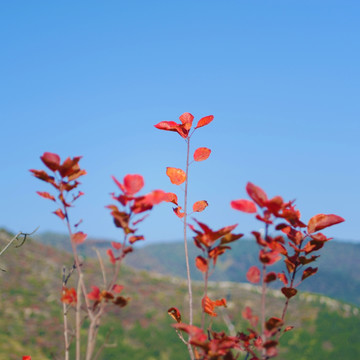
[124,238,360,306]
[1,229,359,359]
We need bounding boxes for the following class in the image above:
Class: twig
[76,273,83,360]
[0,226,39,258]
[183,136,195,360]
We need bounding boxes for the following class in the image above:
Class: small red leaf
[179,112,194,130]
[195,256,208,272]
[113,296,129,307]
[246,266,261,284]
[71,231,87,244]
[36,191,56,201]
[129,235,145,244]
[107,249,117,264]
[168,307,182,323]
[301,267,318,281]
[40,152,61,171]
[165,192,178,205]
[193,147,211,162]
[202,295,226,317]
[284,326,294,333]
[123,174,144,196]
[277,272,288,285]
[264,272,277,283]
[242,306,259,327]
[154,121,181,132]
[112,284,124,293]
[173,206,185,218]
[231,199,257,213]
[195,115,214,129]
[87,286,101,301]
[193,200,208,212]
[53,208,66,220]
[307,214,344,234]
[246,182,268,207]
[111,241,122,250]
[265,317,284,331]
[281,287,298,299]
[166,167,186,185]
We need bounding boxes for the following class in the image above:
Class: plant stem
[62,269,70,360]
[76,274,83,360]
[261,224,269,359]
[184,137,195,360]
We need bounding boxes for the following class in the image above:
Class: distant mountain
[0,229,359,359]
[125,238,360,306]
[34,231,360,306]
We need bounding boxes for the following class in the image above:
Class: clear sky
[1,1,359,243]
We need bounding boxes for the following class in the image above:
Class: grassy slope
[1,230,359,359]
[125,239,360,306]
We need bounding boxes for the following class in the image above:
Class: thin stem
[261,224,269,359]
[0,227,39,258]
[62,267,70,360]
[183,137,195,360]
[76,274,83,360]
[64,209,93,320]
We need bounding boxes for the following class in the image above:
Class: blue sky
[1,1,359,243]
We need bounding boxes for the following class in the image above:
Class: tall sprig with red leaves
[230,182,344,359]
[155,112,214,359]
[31,153,166,360]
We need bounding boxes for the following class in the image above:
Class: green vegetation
[1,230,359,359]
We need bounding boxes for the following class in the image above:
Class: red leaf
[112,284,124,293]
[179,112,194,130]
[202,296,226,317]
[281,287,298,299]
[129,235,145,244]
[30,169,56,185]
[246,266,261,284]
[307,214,345,234]
[87,286,101,301]
[166,167,186,185]
[195,115,214,129]
[193,147,211,162]
[265,317,284,331]
[195,256,208,272]
[40,152,61,171]
[246,182,268,207]
[132,213,149,225]
[71,231,87,244]
[123,174,144,196]
[154,120,181,132]
[61,287,77,305]
[107,249,117,264]
[264,272,277,283]
[113,296,129,307]
[242,306,259,327]
[53,208,66,220]
[154,121,188,138]
[36,191,56,201]
[165,192,178,205]
[111,241,122,250]
[302,267,318,281]
[168,307,182,323]
[173,206,185,218]
[231,199,257,213]
[277,272,288,285]
[23,357,32,360]
[193,200,208,212]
